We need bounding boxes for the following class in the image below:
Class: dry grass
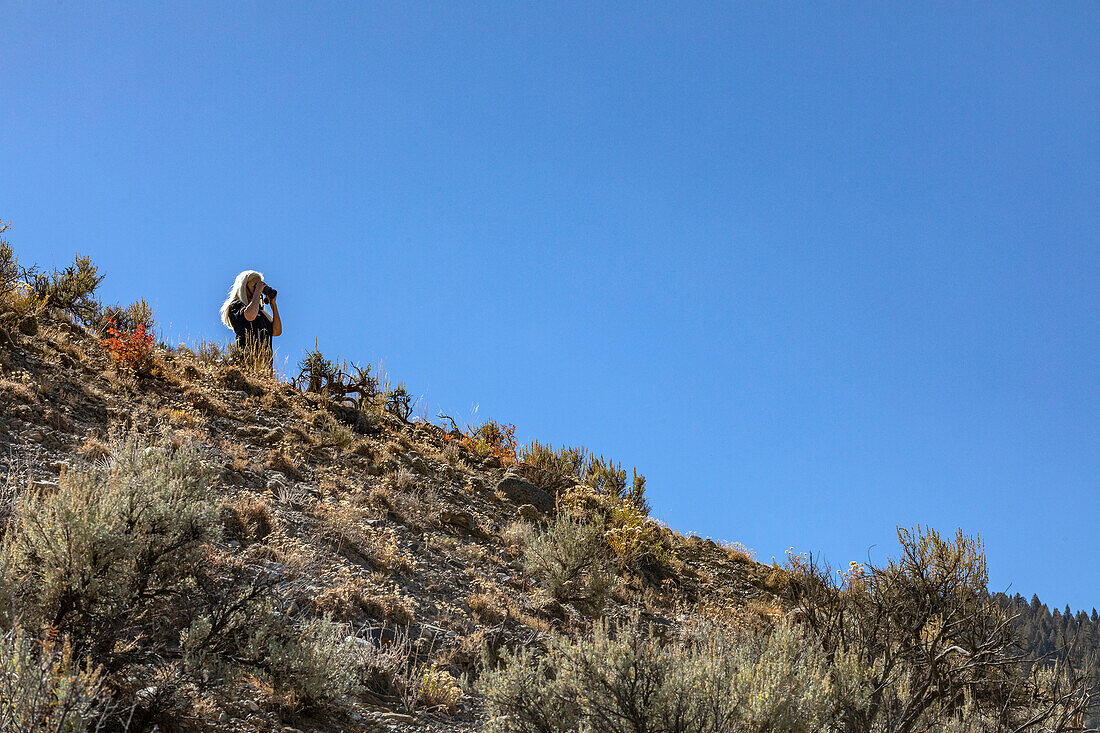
[351,440,376,460]
[183,385,230,417]
[721,540,756,564]
[265,449,304,481]
[467,592,505,625]
[220,496,274,543]
[311,576,375,621]
[0,378,36,403]
[77,436,112,462]
[440,440,463,467]
[395,468,416,492]
[499,520,533,554]
[357,592,415,626]
[310,501,402,572]
[220,438,250,473]
[165,407,205,430]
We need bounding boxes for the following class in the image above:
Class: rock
[262,427,284,444]
[379,712,417,723]
[244,699,259,713]
[297,483,321,498]
[134,686,158,703]
[218,712,230,723]
[410,455,430,474]
[497,476,554,514]
[0,327,11,346]
[17,316,37,336]
[516,503,540,522]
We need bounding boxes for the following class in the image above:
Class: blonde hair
[220,270,267,329]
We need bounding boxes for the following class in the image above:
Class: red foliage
[101,320,154,373]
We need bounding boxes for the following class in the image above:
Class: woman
[220,270,282,360]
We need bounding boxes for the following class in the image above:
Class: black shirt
[227,302,273,349]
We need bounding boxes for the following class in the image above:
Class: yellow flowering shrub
[418,665,463,713]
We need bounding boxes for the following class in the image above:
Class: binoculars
[262,285,277,304]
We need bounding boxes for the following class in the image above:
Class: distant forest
[996,592,1100,724]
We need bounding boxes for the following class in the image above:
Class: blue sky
[3,3,1098,610]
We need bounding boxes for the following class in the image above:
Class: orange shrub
[101,320,154,373]
[447,419,517,466]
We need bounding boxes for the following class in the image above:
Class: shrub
[479,613,838,733]
[453,419,517,466]
[322,421,355,449]
[1,437,216,668]
[24,254,104,323]
[625,468,650,515]
[781,526,1097,732]
[295,345,378,409]
[522,510,615,613]
[583,454,626,498]
[0,626,115,732]
[519,441,587,478]
[100,320,155,374]
[604,502,669,568]
[417,665,463,713]
[244,614,364,709]
[521,444,650,516]
[384,384,414,421]
[92,298,153,334]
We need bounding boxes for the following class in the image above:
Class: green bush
[520,443,651,516]
[0,626,115,732]
[519,441,588,478]
[24,254,104,323]
[1,437,215,668]
[91,298,154,334]
[243,613,364,708]
[522,510,615,614]
[583,454,626,498]
[479,614,838,733]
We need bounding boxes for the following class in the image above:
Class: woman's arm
[269,295,282,337]
[243,281,264,321]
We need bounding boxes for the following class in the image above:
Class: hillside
[1,238,1096,732]
[0,246,782,731]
